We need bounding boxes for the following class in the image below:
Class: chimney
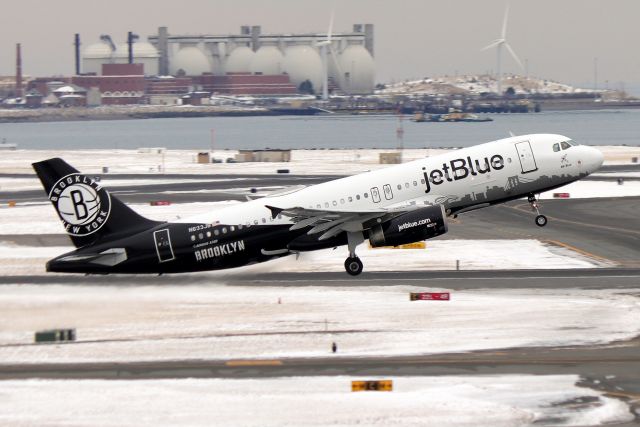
[74,34,81,75]
[16,43,23,98]
[158,27,169,76]
[127,31,138,64]
[128,31,133,64]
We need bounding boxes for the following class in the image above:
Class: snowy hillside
[377,74,593,96]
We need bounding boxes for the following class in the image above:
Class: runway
[450,197,640,267]
[2,268,640,288]
[2,341,639,382]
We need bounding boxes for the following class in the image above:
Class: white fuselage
[180,134,604,228]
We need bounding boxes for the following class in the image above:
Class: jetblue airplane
[34,134,603,276]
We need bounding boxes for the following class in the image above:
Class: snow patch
[0,285,637,363]
[0,376,632,427]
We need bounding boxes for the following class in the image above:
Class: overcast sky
[1,0,639,92]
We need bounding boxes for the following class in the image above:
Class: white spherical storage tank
[113,42,160,75]
[225,46,255,73]
[338,44,375,94]
[170,47,212,76]
[82,41,114,75]
[249,45,284,75]
[282,45,323,92]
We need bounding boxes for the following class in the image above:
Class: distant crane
[481,1,524,95]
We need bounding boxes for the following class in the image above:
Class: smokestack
[74,34,81,75]
[158,27,169,76]
[127,31,139,64]
[16,43,23,98]
[127,31,133,64]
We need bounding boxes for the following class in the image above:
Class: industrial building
[81,25,375,96]
[3,25,375,108]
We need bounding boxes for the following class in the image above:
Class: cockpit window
[553,143,560,152]
[560,141,571,150]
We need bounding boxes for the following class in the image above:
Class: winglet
[265,205,284,219]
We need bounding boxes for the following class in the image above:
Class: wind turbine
[481,2,524,95]
[316,7,345,100]
[315,12,334,100]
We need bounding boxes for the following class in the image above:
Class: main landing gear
[345,257,363,276]
[344,231,365,276]
[528,194,547,227]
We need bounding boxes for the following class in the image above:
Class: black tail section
[33,158,161,248]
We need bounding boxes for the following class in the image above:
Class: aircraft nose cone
[590,147,604,171]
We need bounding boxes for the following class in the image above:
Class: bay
[0,110,638,150]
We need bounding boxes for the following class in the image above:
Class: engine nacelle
[368,205,448,248]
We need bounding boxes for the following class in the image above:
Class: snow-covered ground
[1,148,637,426]
[539,179,640,199]
[0,146,637,176]
[0,284,638,363]
[0,376,632,427]
[0,148,447,175]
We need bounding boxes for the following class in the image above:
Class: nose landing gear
[528,194,547,227]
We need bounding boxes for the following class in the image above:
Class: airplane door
[370,187,381,203]
[515,141,538,173]
[153,229,175,263]
[383,184,393,200]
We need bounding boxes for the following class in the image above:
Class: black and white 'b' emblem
[49,174,111,236]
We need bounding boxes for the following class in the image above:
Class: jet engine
[368,205,448,248]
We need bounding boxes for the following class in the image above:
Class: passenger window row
[192,178,429,241]
[307,179,425,210]
[189,213,286,241]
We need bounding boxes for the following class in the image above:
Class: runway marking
[225,360,283,367]
[544,239,613,264]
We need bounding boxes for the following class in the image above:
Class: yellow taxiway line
[543,239,613,263]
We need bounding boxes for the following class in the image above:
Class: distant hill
[376,74,631,100]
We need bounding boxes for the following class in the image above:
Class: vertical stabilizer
[32,158,161,248]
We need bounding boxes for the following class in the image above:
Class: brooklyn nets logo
[48,174,111,236]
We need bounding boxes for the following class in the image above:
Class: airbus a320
[33,134,603,276]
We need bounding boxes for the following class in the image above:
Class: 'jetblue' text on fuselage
[422,154,505,193]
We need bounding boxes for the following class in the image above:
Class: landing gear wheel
[528,194,546,227]
[535,214,548,227]
[344,257,363,276]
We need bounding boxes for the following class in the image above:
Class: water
[1,110,639,150]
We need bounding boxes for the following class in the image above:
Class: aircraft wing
[266,195,444,241]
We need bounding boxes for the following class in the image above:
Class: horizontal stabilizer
[58,248,128,267]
